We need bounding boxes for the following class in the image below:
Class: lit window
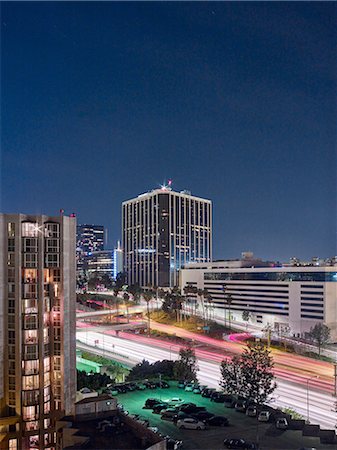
[9,439,17,450]
[22,222,39,237]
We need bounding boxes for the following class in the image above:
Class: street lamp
[306,375,319,424]
[222,285,227,329]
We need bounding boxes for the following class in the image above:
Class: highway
[76,329,337,430]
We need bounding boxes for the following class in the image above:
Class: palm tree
[143,288,155,336]
[123,292,130,323]
[226,293,233,331]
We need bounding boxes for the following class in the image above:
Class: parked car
[178,380,186,388]
[152,403,169,414]
[144,381,157,389]
[173,411,192,424]
[258,411,271,422]
[115,385,127,394]
[179,404,206,414]
[177,418,206,430]
[165,438,183,450]
[191,411,215,421]
[193,386,201,394]
[156,381,170,388]
[207,415,229,426]
[144,398,161,409]
[223,394,236,408]
[136,382,147,390]
[275,418,288,429]
[211,392,226,403]
[224,438,257,449]
[201,388,216,398]
[185,383,194,392]
[161,408,179,420]
[235,401,247,412]
[246,406,257,417]
[165,397,184,407]
[105,388,119,396]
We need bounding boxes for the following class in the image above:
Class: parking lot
[116,384,337,450]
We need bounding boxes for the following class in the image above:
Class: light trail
[76,329,337,430]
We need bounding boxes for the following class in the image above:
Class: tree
[123,292,130,323]
[128,284,142,303]
[173,344,198,383]
[307,323,331,356]
[162,288,184,322]
[242,310,251,323]
[239,342,276,404]
[219,342,277,405]
[143,288,155,335]
[220,356,242,395]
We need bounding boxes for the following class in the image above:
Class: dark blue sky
[1,2,336,261]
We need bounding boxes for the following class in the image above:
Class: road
[148,320,335,392]
[76,329,337,430]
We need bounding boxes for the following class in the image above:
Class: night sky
[1,2,336,261]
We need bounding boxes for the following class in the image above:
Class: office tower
[76,224,104,254]
[0,214,76,450]
[122,186,212,287]
[113,241,123,279]
[86,250,114,279]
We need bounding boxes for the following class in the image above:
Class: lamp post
[222,285,227,329]
[306,375,319,424]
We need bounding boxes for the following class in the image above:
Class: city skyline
[1,2,336,261]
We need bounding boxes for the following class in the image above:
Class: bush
[127,359,175,381]
[282,407,304,420]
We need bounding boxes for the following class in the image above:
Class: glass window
[9,439,17,450]
[22,360,39,375]
[22,375,39,390]
[7,253,15,266]
[45,254,60,267]
[23,253,37,268]
[23,269,37,283]
[45,239,59,253]
[8,238,15,252]
[44,222,60,238]
[23,299,38,314]
[8,223,15,237]
[22,238,38,253]
[22,222,39,237]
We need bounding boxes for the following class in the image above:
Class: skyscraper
[0,214,76,450]
[122,186,212,287]
[76,224,104,254]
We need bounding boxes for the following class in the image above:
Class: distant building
[113,241,123,279]
[86,250,114,279]
[180,254,337,339]
[76,224,104,254]
[122,186,212,287]
[0,213,76,450]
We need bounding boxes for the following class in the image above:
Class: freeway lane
[148,321,335,391]
[76,329,337,430]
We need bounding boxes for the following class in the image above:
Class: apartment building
[0,214,76,450]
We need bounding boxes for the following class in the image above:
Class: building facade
[76,225,104,254]
[0,214,76,450]
[86,250,114,279]
[180,259,337,339]
[122,187,212,287]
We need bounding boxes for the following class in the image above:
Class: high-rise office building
[76,224,104,254]
[0,214,76,450]
[122,186,212,287]
[113,241,123,279]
